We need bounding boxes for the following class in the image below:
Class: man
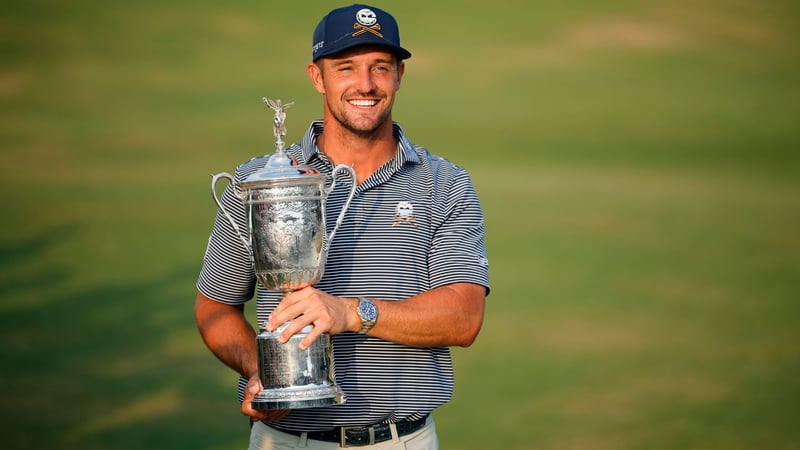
[196,4,489,449]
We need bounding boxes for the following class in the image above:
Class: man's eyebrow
[329,56,395,66]
[329,58,354,67]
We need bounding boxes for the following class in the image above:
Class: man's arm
[194,291,258,378]
[365,282,486,348]
[265,282,486,350]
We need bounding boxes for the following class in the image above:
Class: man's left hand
[265,287,358,349]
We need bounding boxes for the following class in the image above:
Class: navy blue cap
[312,4,412,61]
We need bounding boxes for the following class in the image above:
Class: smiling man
[196,4,490,449]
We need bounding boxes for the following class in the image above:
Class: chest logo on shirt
[392,201,417,227]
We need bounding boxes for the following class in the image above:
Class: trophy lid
[241,97,326,187]
[241,151,323,184]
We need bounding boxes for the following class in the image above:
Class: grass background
[1,0,799,448]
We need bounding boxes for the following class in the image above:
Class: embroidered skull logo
[356,8,378,26]
[392,201,417,227]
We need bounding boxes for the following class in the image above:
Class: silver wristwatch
[357,297,378,334]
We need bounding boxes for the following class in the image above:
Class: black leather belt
[270,414,429,447]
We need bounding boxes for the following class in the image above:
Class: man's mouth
[348,99,378,107]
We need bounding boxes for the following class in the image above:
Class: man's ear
[397,61,405,89]
[307,62,325,94]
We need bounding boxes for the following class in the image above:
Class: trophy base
[252,384,346,410]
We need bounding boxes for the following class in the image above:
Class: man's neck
[317,121,397,184]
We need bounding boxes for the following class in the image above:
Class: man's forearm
[361,282,486,348]
[195,292,259,378]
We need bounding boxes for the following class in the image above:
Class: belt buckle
[339,425,375,448]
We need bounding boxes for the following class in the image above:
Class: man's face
[309,46,404,138]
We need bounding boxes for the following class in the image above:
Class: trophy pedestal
[252,384,345,410]
[252,323,346,411]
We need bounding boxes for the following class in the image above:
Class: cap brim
[314,42,411,61]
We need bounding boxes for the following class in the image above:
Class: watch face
[359,299,378,321]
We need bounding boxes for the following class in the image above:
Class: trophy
[211,98,356,410]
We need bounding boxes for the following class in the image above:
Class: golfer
[196,4,490,448]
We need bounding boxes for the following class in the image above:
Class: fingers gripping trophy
[211,98,356,410]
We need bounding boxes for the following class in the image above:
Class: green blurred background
[2,0,799,449]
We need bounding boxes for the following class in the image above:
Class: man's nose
[355,69,377,93]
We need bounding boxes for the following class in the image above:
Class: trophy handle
[211,172,254,259]
[325,164,357,252]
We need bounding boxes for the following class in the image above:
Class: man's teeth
[349,99,377,107]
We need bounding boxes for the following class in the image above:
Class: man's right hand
[242,374,290,423]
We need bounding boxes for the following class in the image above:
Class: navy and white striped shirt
[198,121,490,431]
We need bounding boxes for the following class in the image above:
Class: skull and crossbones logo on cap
[353,8,383,38]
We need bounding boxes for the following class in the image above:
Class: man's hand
[265,287,358,350]
[242,374,290,423]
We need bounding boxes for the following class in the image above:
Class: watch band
[357,297,378,335]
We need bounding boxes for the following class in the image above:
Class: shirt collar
[299,120,421,166]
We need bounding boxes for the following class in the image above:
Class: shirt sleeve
[427,165,490,295]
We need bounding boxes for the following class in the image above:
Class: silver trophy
[211,98,356,410]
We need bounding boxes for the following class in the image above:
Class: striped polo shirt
[198,120,490,431]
